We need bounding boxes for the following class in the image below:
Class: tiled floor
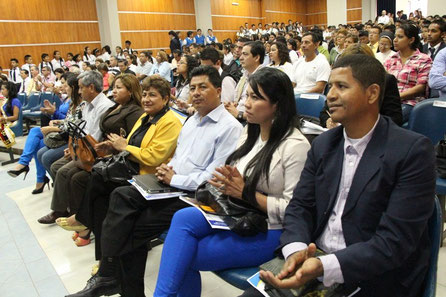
[0,148,445,297]
[0,151,242,297]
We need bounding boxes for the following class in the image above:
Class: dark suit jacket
[320,73,403,127]
[422,42,446,61]
[99,103,144,138]
[280,116,436,297]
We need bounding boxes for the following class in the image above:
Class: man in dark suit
[422,20,446,61]
[248,55,436,297]
[396,10,407,21]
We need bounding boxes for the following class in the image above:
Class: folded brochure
[179,196,230,230]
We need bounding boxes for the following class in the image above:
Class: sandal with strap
[75,230,91,247]
[56,217,88,232]
[72,232,79,241]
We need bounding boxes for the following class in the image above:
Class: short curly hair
[141,76,171,99]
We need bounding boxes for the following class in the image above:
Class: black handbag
[92,151,139,183]
[43,131,68,149]
[435,139,446,179]
[195,182,268,237]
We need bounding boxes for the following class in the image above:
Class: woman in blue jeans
[154,68,311,297]
[7,72,82,193]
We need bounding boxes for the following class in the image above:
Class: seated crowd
[0,14,444,297]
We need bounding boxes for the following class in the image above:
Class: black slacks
[101,185,189,297]
[75,171,125,260]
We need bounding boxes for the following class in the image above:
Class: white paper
[299,93,321,100]
[300,120,328,135]
[433,100,446,108]
[247,272,270,297]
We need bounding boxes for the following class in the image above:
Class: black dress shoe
[37,211,69,224]
[65,275,120,297]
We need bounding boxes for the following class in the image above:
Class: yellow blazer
[125,109,182,175]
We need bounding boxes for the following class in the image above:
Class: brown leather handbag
[67,121,104,172]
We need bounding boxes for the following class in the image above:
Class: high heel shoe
[32,176,50,195]
[7,165,30,180]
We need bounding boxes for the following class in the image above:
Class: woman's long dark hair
[63,72,81,109]
[226,67,298,206]
[398,22,422,51]
[3,81,18,115]
[177,55,199,86]
[271,41,291,65]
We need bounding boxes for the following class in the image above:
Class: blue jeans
[401,103,414,124]
[154,207,282,297]
[37,144,68,180]
[18,127,46,183]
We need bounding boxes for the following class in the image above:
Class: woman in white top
[126,55,138,73]
[223,44,234,66]
[174,55,199,104]
[268,41,294,80]
[101,46,111,62]
[236,26,246,38]
[149,51,172,82]
[375,32,396,64]
[83,46,95,64]
[154,67,310,297]
[287,38,301,64]
[115,46,125,60]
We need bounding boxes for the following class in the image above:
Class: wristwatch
[236,111,244,121]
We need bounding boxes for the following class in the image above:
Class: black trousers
[75,171,125,260]
[101,185,189,297]
[238,287,264,297]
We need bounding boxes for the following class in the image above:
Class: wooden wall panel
[212,17,263,31]
[117,0,196,54]
[263,0,306,14]
[211,0,262,17]
[306,13,328,26]
[0,0,100,71]
[347,10,362,23]
[118,14,196,31]
[214,32,237,43]
[347,0,362,9]
[305,0,327,26]
[347,0,362,23]
[0,0,98,21]
[263,0,306,25]
[0,43,101,71]
[265,12,306,25]
[211,0,262,43]
[117,0,195,13]
[0,23,100,45]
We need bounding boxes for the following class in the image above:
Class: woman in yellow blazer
[56,76,182,255]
